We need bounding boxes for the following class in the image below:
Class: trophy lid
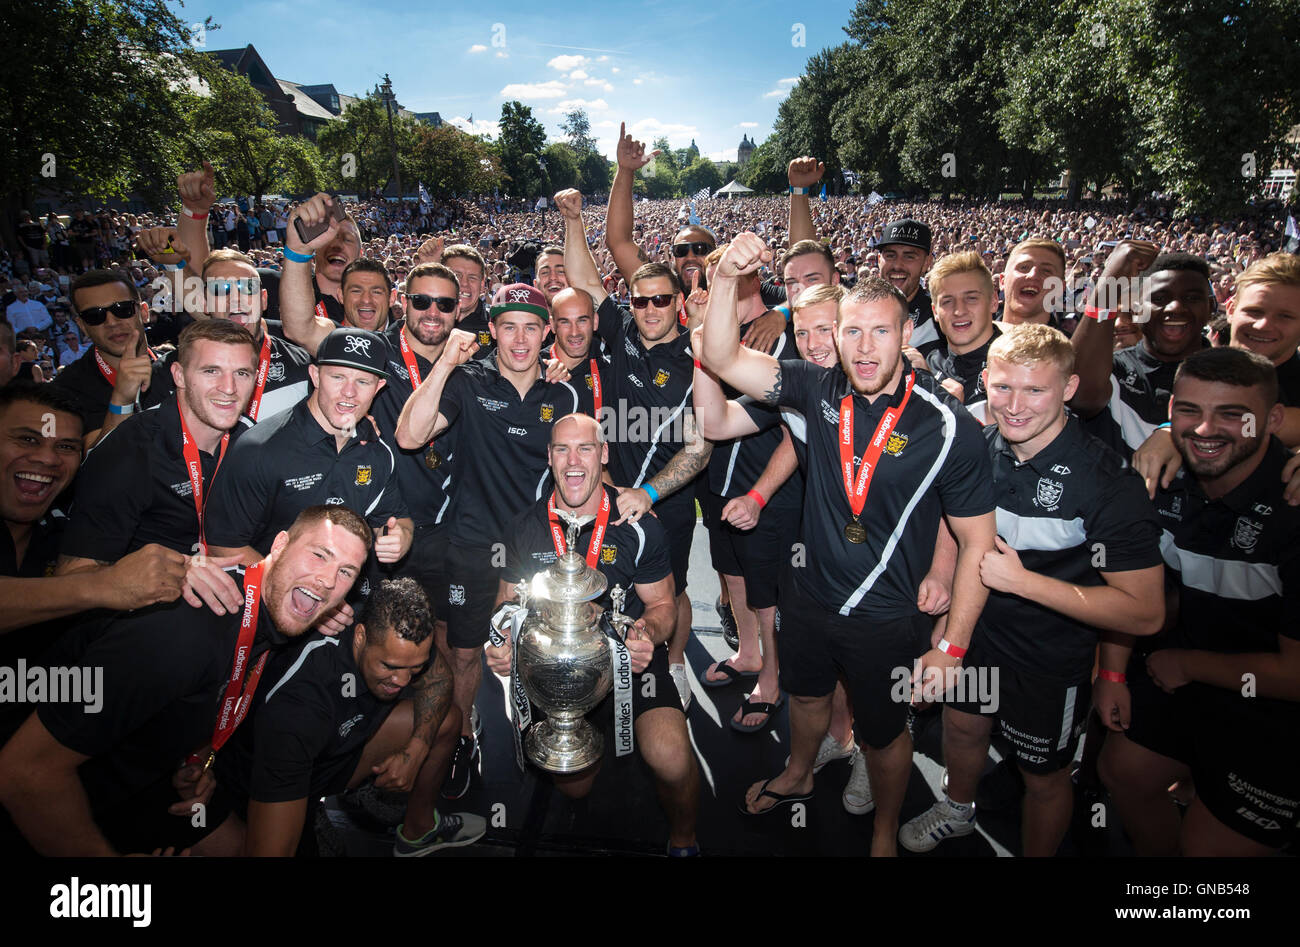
[529,513,607,604]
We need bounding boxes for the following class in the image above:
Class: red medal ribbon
[246,334,272,421]
[315,300,329,323]
[399,326,423,389]
[550,344,601,418]
[94,344,157,386]
[547,490,611,569]
[179,407,229,555]
[209,561,269,756]
[839,372,914,523]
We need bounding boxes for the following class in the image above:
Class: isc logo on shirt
[355,465,373,486]
[653,369,670,388]
[507,426,528,436]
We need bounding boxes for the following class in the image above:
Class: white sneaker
[786,733,855,774]
[842,748,875,814]
[669,663,692,711]
[898,798,976,853]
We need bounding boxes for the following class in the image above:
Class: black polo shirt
[1083,339,1209,453]
[925,323,1001,407]
[50,344,174,434]
[370,324,456,530]
[61,397,249,561]
[1274,351,1300,408]
[503,485,672,620]
[906,288,943,358]
[540,338,612,421]
[205,398,407,555]
[215,631,416,804]
[594,297,697,511]
[776,362,995,618]
[153,320,312,423]
[438,354,579,550]
[457,300,496,361]
[980,417,1163,682]
[709,321,802,512]
[257,267,345,325]
[0,512,68,668]
[37,567,289,814]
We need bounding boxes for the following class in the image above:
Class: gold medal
[424,447,442,470]
[844,519,867,544]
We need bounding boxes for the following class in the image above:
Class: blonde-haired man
[925,251,1002,406]
[998,238,1066,327]
[899,323,1164,856]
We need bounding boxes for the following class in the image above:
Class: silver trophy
[515,514,613,773]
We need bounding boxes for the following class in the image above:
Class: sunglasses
[77,300,137,326]
[671,242,713,258]
[631,294,676,309]
[405,293,458,313]
[205,277,261,296]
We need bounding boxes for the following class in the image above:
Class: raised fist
[177,161,217,214]
[788,156,825,190]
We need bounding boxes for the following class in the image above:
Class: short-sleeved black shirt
[215,631,414,804]
[907,288,943,358]
[925,324,1002,407]
[1083,339,1209,453]
[205,398,407,555]
[1149,438,1300,717]
[979,417,1163,681]
[437,354,580,549]
[1274,352,1300,408]
[369,323,456,529]
[457,300,496,361]
[594,297,698,514]
[61,397,250,561]
[502,485,673,619]
[0,511,68,669]
[776,361,995,618]
[37,569,289,814]
[541,339,612,421]
[49,344,174,434]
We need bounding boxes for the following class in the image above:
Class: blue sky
[182,0,856,160]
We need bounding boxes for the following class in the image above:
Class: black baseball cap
[880,219,932,254]
[315,328,389,378]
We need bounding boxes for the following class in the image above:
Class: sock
[944,795,975,817]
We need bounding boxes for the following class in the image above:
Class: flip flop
[730,692,785,733]
[699,660,759,688]
[738,777,813,816]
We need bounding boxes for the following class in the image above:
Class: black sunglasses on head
[631,294,675,309]
[405,293,458,313]
[671,242,713,258]
[77,300,137,326]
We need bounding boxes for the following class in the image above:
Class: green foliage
[682,157,723,196]
[497,101,548,196]
[317,93,418,195]
[740,140,787,193]
[541,142,581,192]
[408,125,503,197]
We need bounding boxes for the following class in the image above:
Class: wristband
[642,483,660,504]
[693,358,701,370]
[165,262,186,271]
[282,246,314,264]
[746,489,766,509]
[180,206,208,220]
[1156,422,1171,430]
[1098,669,1127,684]
[107,402,135,415]
[1084,305,1114,322]
[788,186,810,196]
[936,638,966,659]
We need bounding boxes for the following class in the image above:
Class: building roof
[278,79,341,122]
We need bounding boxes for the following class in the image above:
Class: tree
[497,101,548,196]
[682,157,723,196]
[0,0,201,244]
[318,93,418,195]
[188,59,322,204]
[740,140,787,193]
[559,108,597,154]
[578,151,611,193]
[541,143,581,193]
[407,125,503,197]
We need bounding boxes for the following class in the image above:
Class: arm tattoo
[761,366,784,405]
[636,246,649,263]
[410,651,453,745]
[647,440,713,499]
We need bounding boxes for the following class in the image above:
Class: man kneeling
[486,413,700,855]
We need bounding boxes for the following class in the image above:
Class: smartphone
[294,199,346,245]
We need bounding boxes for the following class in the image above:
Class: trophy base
[526,720,604,774]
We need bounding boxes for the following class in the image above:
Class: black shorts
[777,574,929,749]
[1127,667,1300,848]
[444,540,506,648]
[948,638,1090,774]
[703,491,797,610]
[655,493,695,597]
[373,523,449,623]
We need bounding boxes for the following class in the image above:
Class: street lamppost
[380,74,402,201]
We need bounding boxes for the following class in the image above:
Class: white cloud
[778,77,800,86]
[569,69,589,80]
[592,120,617,129]
[547,54,589,71]
[611,67,620,73]
[467,44,487,53]
[706,150,735,163]
[547,98,610,115]
[500,80,568,99]
[763,89,787,98]
[584,78,614,92]
[627,117,698,145]
[738,122,758,128]
[449,116,500,138]
[495,50,508,59]
[633,78,642,85]
[596,55,609,62]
